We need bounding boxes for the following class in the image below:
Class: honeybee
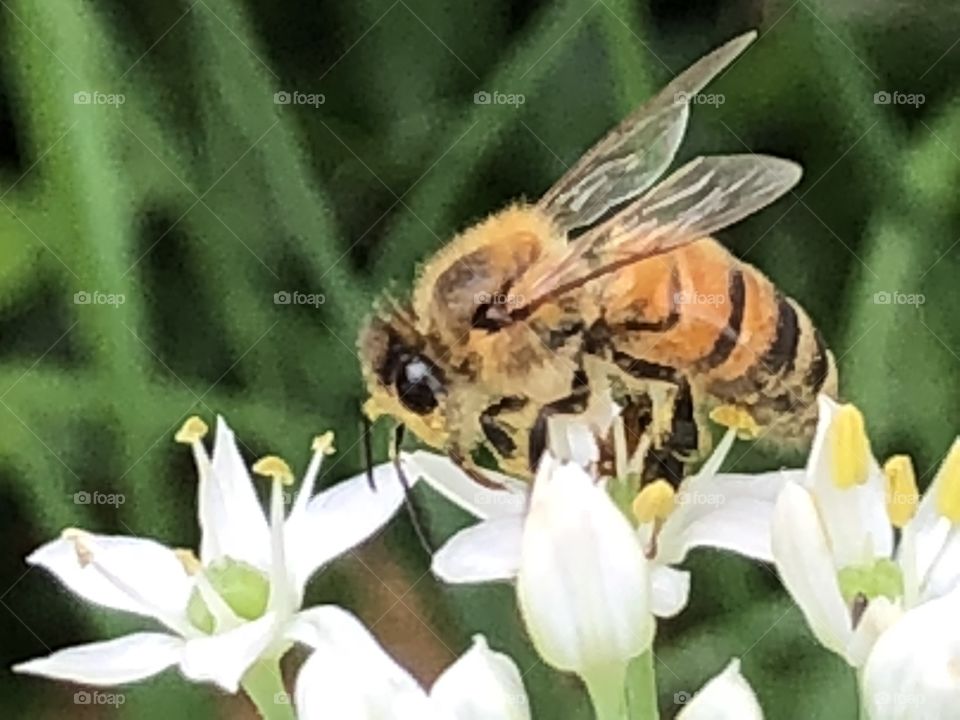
[359,31,837,483]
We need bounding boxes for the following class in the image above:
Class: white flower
[13,416,405,693]
[409,450,652,714]
[676,659,764,720]
[862,587,960,720]
[515,454,653,702]
[771,395,960,667]
[407,406,787,716]
[416,420,787,619]
[289,606,530,719]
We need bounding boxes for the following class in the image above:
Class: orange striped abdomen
[597,239,837,439]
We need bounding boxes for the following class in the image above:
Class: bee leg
[447,448,509,491]
[479,395,528,466]
[616,374,702,488]
[527,369,591,472]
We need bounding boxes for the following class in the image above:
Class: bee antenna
[383,297,417,329]
[392,423,434,557]
[361,415,377,492]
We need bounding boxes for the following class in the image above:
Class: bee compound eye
[395,355,444,415]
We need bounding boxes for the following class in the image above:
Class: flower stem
[625,651,659,720]
[582,663,628,720]
[241,658,295,720]
[856,668,868,720]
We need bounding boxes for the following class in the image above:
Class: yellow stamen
[252,455,295,486]
[61,528,94,567]
[828,404,871,489]
[175,416,209,444]
[936,439,960,523]
[632,479,677,524]
[174,548,202,575]
[883,455,918,528]
[709,404,760,439]
[312,431,336,456]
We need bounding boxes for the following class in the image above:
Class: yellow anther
[883,455,918,528]
[935,439,960,524]
[632,479,677,524]
[175,416,209,444]
[175,548,202,576]
[252,455,295,486]
[61,528,94,567]
[709,405,760,439]
[828,404,871,489]
[312,431,336,456]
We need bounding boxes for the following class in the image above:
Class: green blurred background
[1,0,958,717]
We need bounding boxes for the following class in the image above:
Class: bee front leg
[527,369,591,472]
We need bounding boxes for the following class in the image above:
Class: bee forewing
[511,154,800,313]
[537,30,758,236]
[597,154,803,255]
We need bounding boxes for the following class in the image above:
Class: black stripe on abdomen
[760,295,800,375]
[699,269,745,369]
[805,329,831,394]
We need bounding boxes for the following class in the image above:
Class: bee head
[358,304,450,447]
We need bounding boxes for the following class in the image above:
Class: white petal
[283,462,406,599]
[289,606,430,720]
[677,659,764,720]
[406,451,529,521]
[657,468,802,566]
[27,534,192,634]
[900,444,960,604]
[432,516,524,584]
[913,526,960,605]
[517,455,653,673]
[180,612,277,692]
[863,589,960,720]
[806,396,893,568]
[845,596,902,667]
[200,417,271,568]
[430,635,531,719]
[13,633,183,685]
[771,483,852,661]
[650,566,690,618]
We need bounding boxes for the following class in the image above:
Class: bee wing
[511,154,802,314]
[537,31,757,236]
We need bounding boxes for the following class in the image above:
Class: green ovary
[837,558,903,605]
[187,558,270,634]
